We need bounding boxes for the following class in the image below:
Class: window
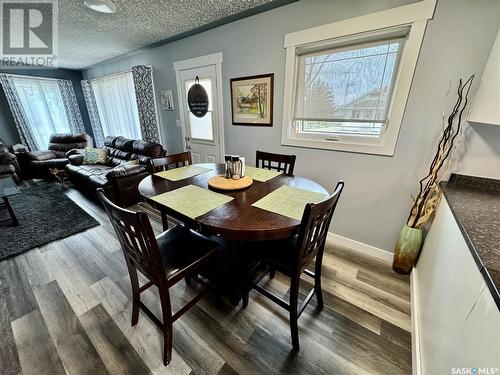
[185,77,214,142]
[91,71,142,140]
[281,1,436,155]
[11,76,70,149]
[294,38,403,138]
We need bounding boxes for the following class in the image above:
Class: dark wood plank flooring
[0,181,411,374]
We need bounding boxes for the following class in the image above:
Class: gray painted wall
[84,0,500,252]
[0,68,92,145]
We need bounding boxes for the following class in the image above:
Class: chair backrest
[104,136,165,167]
[148,152,192,173]
[48,133,93,158]
[255,150,296,176]
[97,188,165,283]
[295,181,344,272]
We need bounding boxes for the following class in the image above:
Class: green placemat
[245,166,282,182]
[154,165,212,181]
[150,185,233,219]
[252,185,327,220]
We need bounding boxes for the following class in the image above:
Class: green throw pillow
[83,148,108,165]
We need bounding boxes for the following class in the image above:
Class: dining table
[138,163,329,305]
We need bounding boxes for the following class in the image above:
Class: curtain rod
[89,64,153,82]
[90,69,132,82]
[1,72,66,82]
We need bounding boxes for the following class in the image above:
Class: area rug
[0,183,99,260]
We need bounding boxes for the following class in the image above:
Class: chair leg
[159,286,173,365]
[127,264,140,326]
[269,267,276,279]
[161,211,169,232]
[184,275,192,286]
[314,257,324,311]
[242,287,249,308]
[289,276,300,351]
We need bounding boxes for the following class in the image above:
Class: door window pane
[185,77,215,141]
[188,111,214,141]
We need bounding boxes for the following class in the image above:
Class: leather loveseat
[0,138,20,182]
[66,136,165,207]
[21,133,92,179]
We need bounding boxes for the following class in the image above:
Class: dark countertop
[441,174,500,309]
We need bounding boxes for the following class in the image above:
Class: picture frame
[230,73,274,126]
[160,90,174,111]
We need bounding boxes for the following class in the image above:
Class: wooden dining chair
[242,181,344,350]
[255,150,296,176]
[148,151,192,173]
[97,188,220,365]
[148,151,192,230]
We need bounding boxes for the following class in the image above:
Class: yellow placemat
[244,166,282,182]
[252,185,327,220]
[154,165,212,181]
[150,185,233,219]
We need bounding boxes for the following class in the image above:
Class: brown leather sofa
[0,137,20,182]
[21,133,92,179]
[66,136,165,207]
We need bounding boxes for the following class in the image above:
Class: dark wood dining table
[138,163,329,304]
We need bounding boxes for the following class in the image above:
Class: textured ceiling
[56,0,279,70]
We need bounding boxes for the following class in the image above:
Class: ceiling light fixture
[84,0,117,14]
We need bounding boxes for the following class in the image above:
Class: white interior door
[176,64,223,164]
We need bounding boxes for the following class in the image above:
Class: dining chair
[148,151,192,230]
[97,188,220,365]
[255,150,296,176]
[242,181,344,350]
[148,151,192,173]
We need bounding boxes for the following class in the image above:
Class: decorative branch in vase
[393,74,475,274]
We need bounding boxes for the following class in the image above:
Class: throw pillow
[83,148,107,165]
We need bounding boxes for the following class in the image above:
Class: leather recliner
[21,133,93,179]
[0,138,20,182]
[66,136,165,207]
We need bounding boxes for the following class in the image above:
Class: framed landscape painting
[230,73,274,126]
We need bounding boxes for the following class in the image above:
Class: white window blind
[293,38,404,137]
[91,71,142,140]
[12,76,70,149]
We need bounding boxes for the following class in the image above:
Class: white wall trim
[284,0,437,47]
[411,268,422,375]
[173,52,225,161]
[326,232,393,263]
[281,0,437,156]
[173,52,223,71]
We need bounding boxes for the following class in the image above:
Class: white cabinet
[468,29,500,126]
[412,198,500,375]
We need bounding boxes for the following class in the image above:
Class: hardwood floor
[0,182,411,374]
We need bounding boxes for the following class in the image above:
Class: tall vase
[393,224,423,274]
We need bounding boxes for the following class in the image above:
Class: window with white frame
[91,71,142,140]
[281,1,436,156]
[11,76,71,149]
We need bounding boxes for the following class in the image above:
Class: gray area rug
[0,183,99,260]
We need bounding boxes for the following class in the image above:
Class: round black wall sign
[187,77,209,118]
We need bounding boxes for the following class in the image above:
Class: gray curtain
[0,74,37,151]
[58,80,85,134]
[131,65,160,143]
[81,80,105,147]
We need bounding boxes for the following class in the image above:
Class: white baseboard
[411,268,422,375]
[326,232,393,263]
